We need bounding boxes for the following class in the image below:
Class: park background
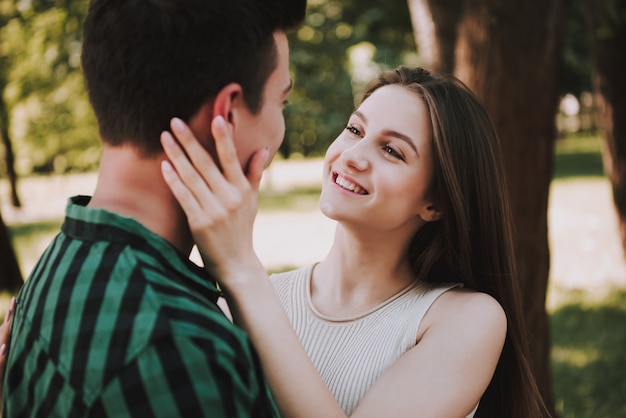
[1,0,625,417]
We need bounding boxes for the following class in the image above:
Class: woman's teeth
[335,175,367,194]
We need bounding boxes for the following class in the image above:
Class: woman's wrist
[216,257,270,297]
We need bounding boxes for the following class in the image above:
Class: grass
[258,185,321,211]
[550,289,626,417]
[7,220,61,283]
[553,133,605,179]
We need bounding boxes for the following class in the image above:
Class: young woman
[160,66,547,417]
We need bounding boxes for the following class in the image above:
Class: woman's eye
[383,145,403,160]
[346,125,362,136]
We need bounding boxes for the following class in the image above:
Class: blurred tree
[0,0,90,292]
[0,72,20,207]
[408,0,564,414]
[0,210,22,292]
[562,0,593,97]
[283,0,416,158]
[407,0,463,73]
[1,0,96,177]
[590,0,626,256]
[0,1,22,207]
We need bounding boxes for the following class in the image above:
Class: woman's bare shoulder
[420,287,507,343]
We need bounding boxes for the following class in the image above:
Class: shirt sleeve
[90,335,278,417]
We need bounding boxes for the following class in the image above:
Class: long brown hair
[360,66,548,418]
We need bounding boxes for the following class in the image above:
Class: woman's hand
[160,116,269,282]
[161,117,344,418]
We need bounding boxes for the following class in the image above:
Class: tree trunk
[407,0,465,72]
[0,210,23,293]
[454,1,563,413]
[408,0,563,414]
[0,91,21,208]
[590,0,626,256]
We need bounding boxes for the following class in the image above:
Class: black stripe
[154,336,203,415]
[18,234,57,306]
[119,357,155,416]
[65,218,220,302]
[5,331,29,408]
[23,349,48,418]
[146,274,216,309]
[69,243,123,389]
[102,266,147,382]
[203,341,238,416]
[48,241,92,361]
[32,370,80,417]
[8,237,73,394]
[25,236,72,335]
[158,303,227,331]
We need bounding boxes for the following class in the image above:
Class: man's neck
[88,144,193,255]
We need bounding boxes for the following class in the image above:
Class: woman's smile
[332,172,369,195]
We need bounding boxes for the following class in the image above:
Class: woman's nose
[340,141,370,172]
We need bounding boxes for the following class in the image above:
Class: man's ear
[418,203,443,223]
[188,83,244,149]
[212,83,244,125]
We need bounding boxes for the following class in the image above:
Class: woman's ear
[418,204,443,223]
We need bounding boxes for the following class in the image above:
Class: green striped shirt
[3,196,278,417]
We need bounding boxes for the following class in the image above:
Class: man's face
[234,31,292,170]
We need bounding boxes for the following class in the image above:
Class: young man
[2,0,305,416]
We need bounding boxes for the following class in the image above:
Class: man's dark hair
[81,0,306,155]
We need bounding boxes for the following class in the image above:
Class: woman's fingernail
[171,117,186,132]
[0,344,6,356]
[213,115,226,131]
[161,131,174,147]
[161,160,173,174]
[10,297,15,311]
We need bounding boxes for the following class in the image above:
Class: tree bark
[454,1,563,412]
[407,0,465,72]
[590,0,626,256]
[0,210,23,293]
[0,88,21,208]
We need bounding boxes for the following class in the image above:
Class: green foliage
[551,289,626,417]
[1,0,97,175]
[283,0,417,158]
[562,0,593,96]
[593,0,626,40]
[0,0,602,172]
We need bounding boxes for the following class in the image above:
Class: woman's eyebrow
[353,110,419,156]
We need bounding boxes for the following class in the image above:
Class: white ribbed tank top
[270,264,475,416]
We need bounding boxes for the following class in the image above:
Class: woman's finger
[246,147,270,192]
[211,116,248,187]
[161,132,221,224]
[170,118,233,199]
[161,159,202,220]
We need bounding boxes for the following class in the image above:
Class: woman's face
[319,85,439,232]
